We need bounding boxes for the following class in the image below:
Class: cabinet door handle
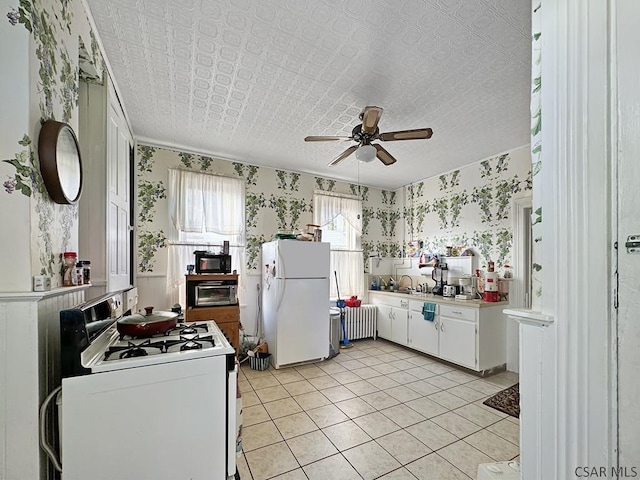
[451,310,463,315]
[440,322,444,332]
[434,321,439,330]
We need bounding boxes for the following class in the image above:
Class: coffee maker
[455,276,477,300]
[431,263,448,296]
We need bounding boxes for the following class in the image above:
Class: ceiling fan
[304,106,433,166]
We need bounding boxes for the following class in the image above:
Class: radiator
[341,305,377,341]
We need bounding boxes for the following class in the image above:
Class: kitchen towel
[422,302,436,321]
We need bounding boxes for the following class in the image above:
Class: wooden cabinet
[185,274,240,352]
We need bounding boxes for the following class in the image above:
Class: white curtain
[313,193,364,299]
[313,194,362,234]
[167,168,246,307]
[169,168,245,234]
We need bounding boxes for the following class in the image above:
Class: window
[166,168,245,306]
[313,192,364,299]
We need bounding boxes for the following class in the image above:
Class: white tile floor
[237,339,519,480]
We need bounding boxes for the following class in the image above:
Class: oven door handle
[40,385,62,472]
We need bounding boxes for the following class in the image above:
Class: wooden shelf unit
[185,274,239,352]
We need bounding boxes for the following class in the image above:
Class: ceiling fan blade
[379,128,433,141]
[304,135,353,142]
[361,106,384,134]
[373,144,397,166]
[329,145,358,166]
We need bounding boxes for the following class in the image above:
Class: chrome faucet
[399,275,413,291]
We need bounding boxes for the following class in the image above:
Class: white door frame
[534,0,616,477]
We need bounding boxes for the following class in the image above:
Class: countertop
[367,290,509,308]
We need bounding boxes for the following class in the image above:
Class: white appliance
[262,240,330,368]
[43,292,238,480]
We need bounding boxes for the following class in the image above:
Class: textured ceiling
[86,0,531,190]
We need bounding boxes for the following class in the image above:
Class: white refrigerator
[261,240,330,368]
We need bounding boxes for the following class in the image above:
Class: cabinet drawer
[186,306,239,323]
[439,304,477,322]
[369,294,409,309]
[409,299,438,313]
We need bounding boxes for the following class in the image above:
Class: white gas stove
[86,320,235,373]
[50,292,239,480]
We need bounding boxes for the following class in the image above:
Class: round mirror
[38,120,83,204]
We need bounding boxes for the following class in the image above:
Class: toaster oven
[191,279,238,307]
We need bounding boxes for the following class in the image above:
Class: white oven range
[44,292,238,480]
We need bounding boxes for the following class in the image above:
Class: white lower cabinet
[391,308,408,346]
[371,295,409,344]
[438,316,477,369]
[376,305,392,340]
[370,293,506,372]
[408,310,439,356]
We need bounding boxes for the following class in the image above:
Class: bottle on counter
[74,263,84,286]
[63,252,78,286]
[503,264,513,278]
[80,260,91,284]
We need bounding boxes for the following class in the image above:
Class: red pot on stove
[116,306,179,337]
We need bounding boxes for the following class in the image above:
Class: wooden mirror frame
[38,120,83,205]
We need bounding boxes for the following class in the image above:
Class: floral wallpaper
[403,147,532,271]
[3,0,106,286]
[133,146,529,288]
[134,145,397,274]
[531,2,543,304]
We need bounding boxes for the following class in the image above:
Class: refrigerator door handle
[275,243,286,312]
[276,277,286,312]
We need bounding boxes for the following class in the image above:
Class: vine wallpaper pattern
[531,2,543,304]
[402,147,532,270]
[135,145,399,274]
[2,0,105,285]
[135,143,531,279]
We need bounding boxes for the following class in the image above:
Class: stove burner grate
[165,323,210,336]
[166,334,215,352]
[104,339,165,361]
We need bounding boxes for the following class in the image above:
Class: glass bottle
[80,260,91,284]
[503,264,513,278]
[63,252,77,286]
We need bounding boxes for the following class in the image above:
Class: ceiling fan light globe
[356,144,377,163]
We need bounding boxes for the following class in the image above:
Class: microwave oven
[191,280,238,307]
[194,251,232,274]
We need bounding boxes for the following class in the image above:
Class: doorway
[508,195,533,373]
